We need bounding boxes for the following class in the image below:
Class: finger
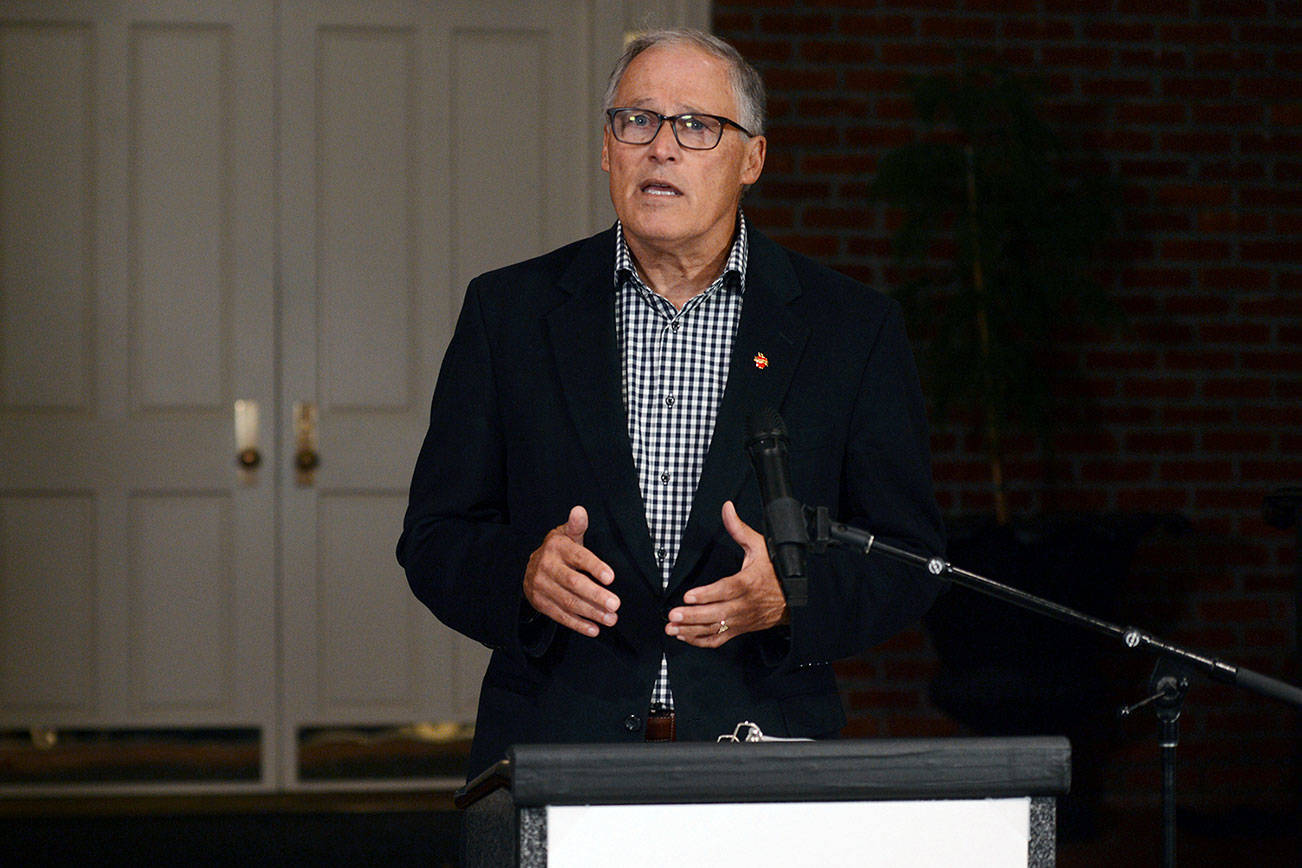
[666,602,728,630]
[563,539,616,588]
[530,567,620,636]
[679,574,741,607]
[552,564,620,617]
[670,621,732,647]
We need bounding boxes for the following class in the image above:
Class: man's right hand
[523,506,620,637]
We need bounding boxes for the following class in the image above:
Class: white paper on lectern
[547,797,1031,867]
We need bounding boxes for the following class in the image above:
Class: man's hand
[665,500,788,647]
[523,506,620,637]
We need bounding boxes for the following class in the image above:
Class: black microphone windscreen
[746,406,787,445]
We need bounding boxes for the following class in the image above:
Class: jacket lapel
[668,230,810,594]
[545,229,660,590]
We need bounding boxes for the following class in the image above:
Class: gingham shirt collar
[614,212,749,298]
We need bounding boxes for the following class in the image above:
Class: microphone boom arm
[810,505,1302,710]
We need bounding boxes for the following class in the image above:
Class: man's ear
[740,135,766,186]
[601,128,612,173]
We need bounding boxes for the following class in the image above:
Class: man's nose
[646,121,680,160]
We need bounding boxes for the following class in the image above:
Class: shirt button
[660,471,670,484]
[624,714,642,733]
[656,547,667,562]
[664,395,675,407]
[671,321,680,332]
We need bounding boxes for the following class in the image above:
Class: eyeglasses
[605,107,753,151]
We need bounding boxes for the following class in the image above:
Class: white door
[0,0,279,791]
[1,0,707,793]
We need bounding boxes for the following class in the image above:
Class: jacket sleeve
[784,298,946,668]
[396,278,552,662]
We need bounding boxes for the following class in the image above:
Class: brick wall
[713,1,1300,814]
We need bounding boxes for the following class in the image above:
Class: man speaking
[397,28,945,780]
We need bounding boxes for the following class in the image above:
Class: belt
[645,705,676,742]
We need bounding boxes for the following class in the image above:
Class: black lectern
[457,736,1070,867]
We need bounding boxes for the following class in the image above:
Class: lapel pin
[753,352,769,370]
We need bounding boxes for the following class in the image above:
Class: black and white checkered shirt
[614,214,749,710]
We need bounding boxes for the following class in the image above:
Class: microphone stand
[806,506,1302,867]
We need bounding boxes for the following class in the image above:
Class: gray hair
[602,29,766,137]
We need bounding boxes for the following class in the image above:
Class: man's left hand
[666,500,788,647]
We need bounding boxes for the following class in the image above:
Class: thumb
[721,500,761,552]
[564,505,589,544]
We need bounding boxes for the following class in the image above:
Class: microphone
[745,407,808,607]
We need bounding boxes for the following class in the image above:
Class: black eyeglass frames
[605,107,754,151]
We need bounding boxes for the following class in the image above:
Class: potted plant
[870,66,1163,837]
[870,65,1122,523]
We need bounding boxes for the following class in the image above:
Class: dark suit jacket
[397,225,945,780]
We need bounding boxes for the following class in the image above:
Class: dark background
[712,0,1300,823]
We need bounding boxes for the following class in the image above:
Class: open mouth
[640,180,682,197]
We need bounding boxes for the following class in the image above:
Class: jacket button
[623,714,642,732]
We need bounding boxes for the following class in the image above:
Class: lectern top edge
[455,735,1071,809]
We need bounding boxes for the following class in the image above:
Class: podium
[456,736,1070,867]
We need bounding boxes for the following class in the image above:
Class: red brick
[1195,488,1272,510]
[1201,268,1273,292]
[840,13,915,38]
[1122,267,1191,290]
[1241,241,1298,263]
[1241,76,1302,100]
[1196,211,1269,234]
[1161,22,1235,44]
[1201,0,1269,15]
[1243,132,1302,155]
[1162,77,1235,99]
[798,40,872,65]
[768,124,841,148]
[1084,350,1160,369]
[1203,430,1275,452]
[1042,45,1112,68]
[1159,131,1235,154]
[1126,431,1197,453]
[880,43,955,67]
[842,68,907,93]
[1155,184,1232,207]
[1272,103,1302,126]
[1162,239,1235,261]
[758,12,834,34]
[1166,348,1234,368]
[1084,21,1155,42]
[1116,103,1188,125]
[764,67,838,91]
[1081,77,1153,99]
[1116,489,1191,511]
[1163,405,1235,425]
[1005,17,1074,39]
[1192,103,1264,126]
[799,152,878,175]
[1242,351,1302,372]
[1118,49,1188,71]
[1241,187,1302,208]
[1119,158,1188,179]
[1133,320,1196,343]
[727,37,792,63]
[1202,378,1273,400]
[919,16,996,40]
[1160,460,1234,483]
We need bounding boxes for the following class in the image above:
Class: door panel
[277,0,602,785]
[0,0,704,792]
[0,0,277,790]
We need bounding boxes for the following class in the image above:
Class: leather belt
[645,706,676,742]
